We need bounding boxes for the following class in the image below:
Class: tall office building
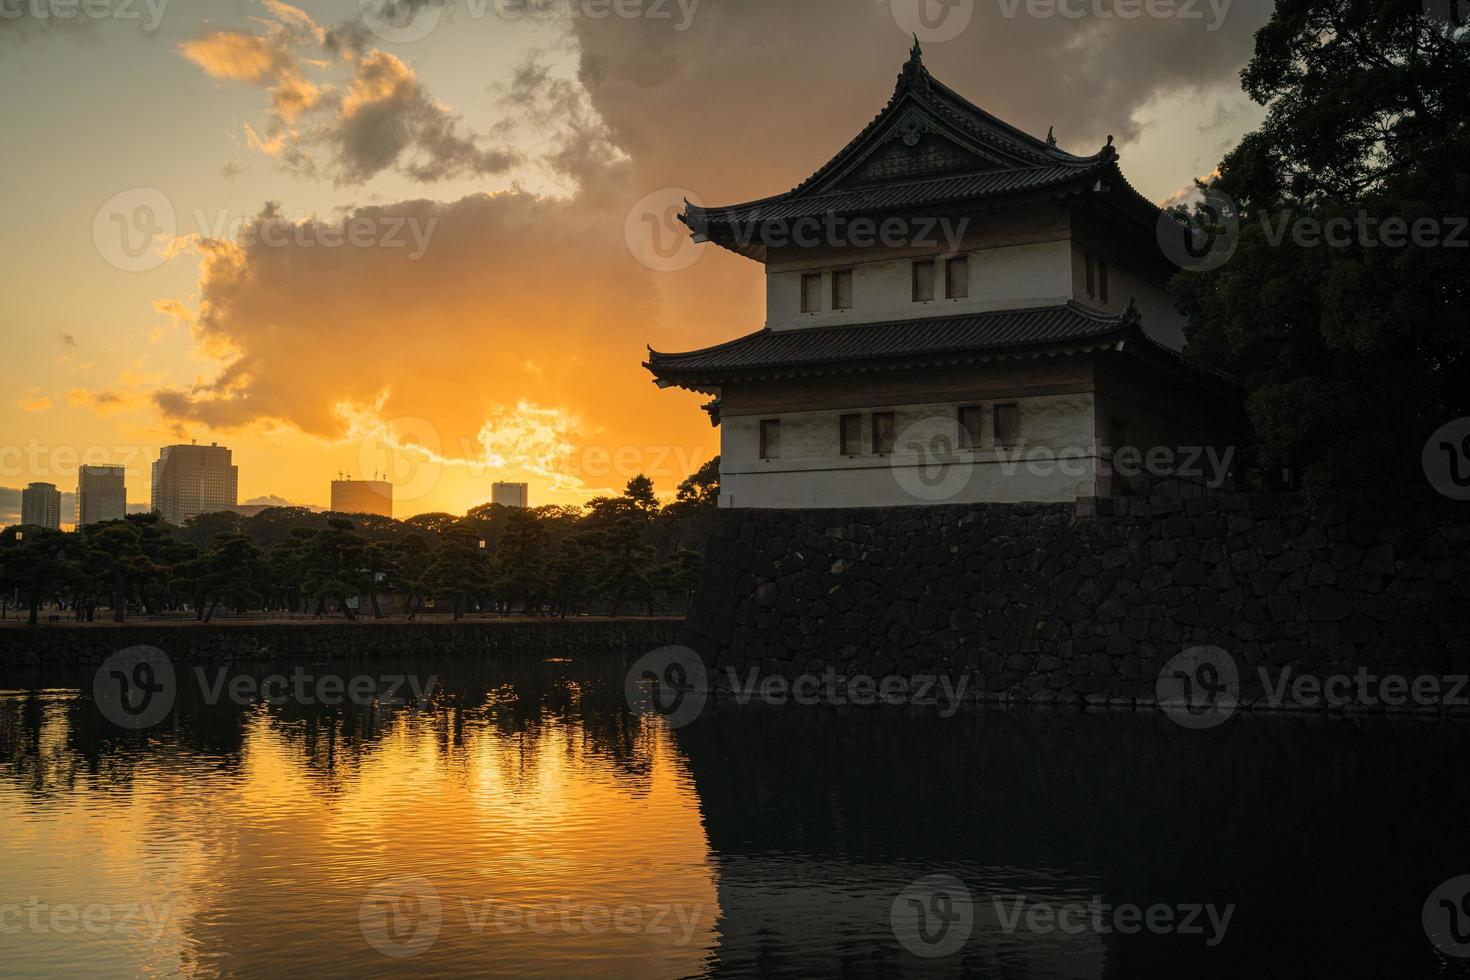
[330,479,393,518]
[20,482,61,530]
[151,443,239,526]
[492,482,529,508]
[77,465,127,526]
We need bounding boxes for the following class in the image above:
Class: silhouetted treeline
[0,461,718,623]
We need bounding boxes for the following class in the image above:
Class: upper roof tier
[681,40,1152,260]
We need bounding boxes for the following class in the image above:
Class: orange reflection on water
[0,683,720,978]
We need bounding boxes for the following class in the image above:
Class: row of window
[757,404,1020,460]
[797,252,1113,315]
[798,256,971,314]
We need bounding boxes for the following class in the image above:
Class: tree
[1171,0,1470,493]
[81,521,161,622]
[173,534,266,622]
[0,528,80,625]
[301,519,368,619]
[424,529,491,620]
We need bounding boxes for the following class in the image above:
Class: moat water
[0,654,1467,978]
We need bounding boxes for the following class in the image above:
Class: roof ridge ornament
[1100,133,1117,161]
[1046,126,1057,147]
[897,34,930,94]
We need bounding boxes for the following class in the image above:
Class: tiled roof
[645,303,1138,388]
[686,162,1113,228]
[681,45,1125,240]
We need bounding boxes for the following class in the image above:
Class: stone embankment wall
[679,494,1470,710]
[0,619,682,668]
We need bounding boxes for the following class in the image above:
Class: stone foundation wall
[679,495,1470,711]
[0,619,682,669]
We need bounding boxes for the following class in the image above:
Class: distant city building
[331,479,393,518]
[20,482,61,530]
[77,465,127,526]
[151,443,239,526]
[492,482,529,508]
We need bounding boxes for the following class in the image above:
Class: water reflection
[1,657,1468,978]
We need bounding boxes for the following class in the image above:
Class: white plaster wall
[1068,242,1187,351]
[720,393,1098,508]
[766,241,1074,330]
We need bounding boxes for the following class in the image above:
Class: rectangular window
[831,269,853,310]
[872,411,896,454]
[1098,259,1109,303]
[945,255,969,299]
[993,404,1019,449]
[1085,252,1096,298]
[759,419,781,460]
[839,413,862,455]
[801,273,823,314]
[912,260,935,302]
[958,406,984,449]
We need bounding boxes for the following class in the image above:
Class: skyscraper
[77,465,127,526]
[20,483,61,530]
[492,482,529,508]
[330,479,393,518]
[151,443,239,526]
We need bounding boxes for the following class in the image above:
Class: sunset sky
[0,0,1272,523]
